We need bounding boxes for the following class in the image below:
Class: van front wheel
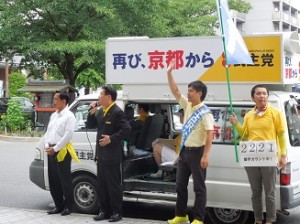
[73,175,99,214]
[207,207,250,224]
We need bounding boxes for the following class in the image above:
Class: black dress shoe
[93,212,106,221]
[109,213,122,222]
[47,207,63,215]
[61,207,72,216]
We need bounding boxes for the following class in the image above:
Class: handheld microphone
[88,102,98,112]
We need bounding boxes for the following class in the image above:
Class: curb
[0,206,166,224]
[0,134,41,142]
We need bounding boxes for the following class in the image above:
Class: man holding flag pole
[228,85,286,224]
[216,0,254,163]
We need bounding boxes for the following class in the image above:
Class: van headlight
[34,148,42,160]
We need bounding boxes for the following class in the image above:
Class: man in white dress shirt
[44,90,77,216]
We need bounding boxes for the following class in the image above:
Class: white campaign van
[30,32,300,224]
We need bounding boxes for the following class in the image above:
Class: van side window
[171,104,183,132]
[285,100,300,146]
[211,106,251,144]
[211,107,228,143]
[171,105,253,143]
[72,101,92,131]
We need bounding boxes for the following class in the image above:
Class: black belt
[184,146,204,150]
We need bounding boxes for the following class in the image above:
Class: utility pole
[4,58,9,97]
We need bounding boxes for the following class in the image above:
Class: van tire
[73,175,99,214]
[207,207,250,224]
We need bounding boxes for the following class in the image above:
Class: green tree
[76,69,105,95]
[0,0,251,87]
[8,71,29,97]
[165,0,251,36]
[0,0,113,86]
[6,100,26,132]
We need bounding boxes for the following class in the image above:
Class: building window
[273,22,280,31]
[273,2,280,12]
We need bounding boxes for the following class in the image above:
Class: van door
[205,105,253,224]
[71,100,97,160]
[281,96,300,208]
[69,100,99,214]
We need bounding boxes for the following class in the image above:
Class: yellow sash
[57,142,80,163]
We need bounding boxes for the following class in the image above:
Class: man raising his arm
[166,61,214,224]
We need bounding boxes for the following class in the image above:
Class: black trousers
[48,152,73,209]
[97,161,123,215]
[175,147,206,221]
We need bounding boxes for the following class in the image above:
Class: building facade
[233,0,300,35]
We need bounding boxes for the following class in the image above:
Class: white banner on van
[239,140,277,167]
[106,36,222,84]
[106,35,290,85]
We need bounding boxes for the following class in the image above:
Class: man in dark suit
[87,86,131,222]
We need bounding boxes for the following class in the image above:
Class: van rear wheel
[207,207,250,224]
[73,175,99,214]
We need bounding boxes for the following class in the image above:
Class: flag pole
[216,0,239,162]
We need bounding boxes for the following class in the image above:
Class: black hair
[188,81,207,101]
[102,85,117,101]
[55,90,70,105]
[251,85,269,98]
[138,103,149,113]
[178,108,184,116]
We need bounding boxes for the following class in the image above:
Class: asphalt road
[0,139,52,210]
[0,139,175,220]
[0,139,300,224]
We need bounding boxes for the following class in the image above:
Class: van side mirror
[290,95,300,110]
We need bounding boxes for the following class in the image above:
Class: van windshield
[285,99,300,146]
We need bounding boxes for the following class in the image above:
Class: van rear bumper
[29,160,46,190]
[281,185,300,209]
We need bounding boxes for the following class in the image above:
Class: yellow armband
[57,142,80,163]
[278,131,286,156]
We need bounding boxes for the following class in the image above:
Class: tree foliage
[6,100,26,132]
[0,0,251,87]
[8,71,29,97]
[76,68,105,94]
